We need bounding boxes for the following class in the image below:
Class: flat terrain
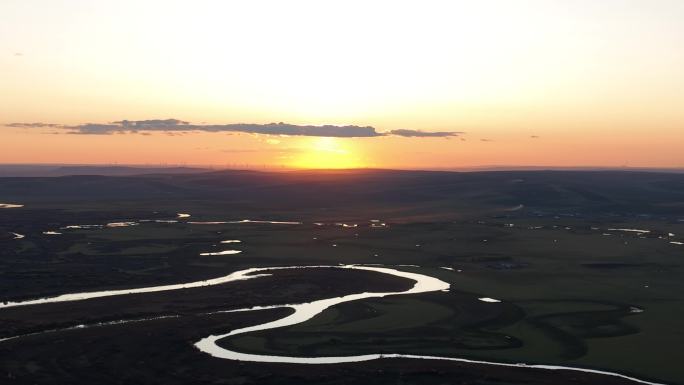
[1,169,683,384]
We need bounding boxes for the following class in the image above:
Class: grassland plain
[1,170,683,384]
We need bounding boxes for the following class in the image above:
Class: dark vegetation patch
[581,263,653,270]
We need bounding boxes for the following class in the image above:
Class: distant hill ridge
[1,168,684,218]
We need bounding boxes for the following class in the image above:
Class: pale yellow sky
[1,0,683,168]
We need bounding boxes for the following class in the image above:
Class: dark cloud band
[5,119,461,138]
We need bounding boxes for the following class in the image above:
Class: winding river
[0,265,666,385]
[0,203,23,209]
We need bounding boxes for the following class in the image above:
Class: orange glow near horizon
[1,127,683,170]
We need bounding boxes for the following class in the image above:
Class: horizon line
[0,162,683,173]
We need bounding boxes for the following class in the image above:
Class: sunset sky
[1,0,683,169]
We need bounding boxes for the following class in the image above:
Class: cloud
[114,119,190,129]
[388,129,462,137]
[5,119,462,138]
[62,119,381,137]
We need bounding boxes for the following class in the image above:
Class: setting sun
[289,137,364,169]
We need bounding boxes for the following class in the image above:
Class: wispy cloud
[5,119,462,139]
[7,122,63,128]
[388,129,462,138]
[221,147,303,154]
